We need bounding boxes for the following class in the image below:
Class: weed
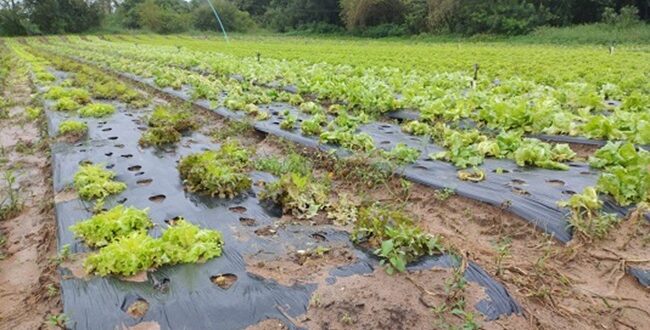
[212,120,253,141]
[352,204,443,274]
[559,186,619,240]
[46,313,68,329]
[46,284,59,297]
[260,173,329,219]
[434,188,455,201]
[0,170,23,221]
[381,143,421,165]
[494,236,512,277]
[50,244,71,265]
[254,152,312,177]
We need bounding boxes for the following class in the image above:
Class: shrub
[78,103,116,118]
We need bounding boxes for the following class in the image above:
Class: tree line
[0,0,648,36]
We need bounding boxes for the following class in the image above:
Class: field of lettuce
[0,34,648,329]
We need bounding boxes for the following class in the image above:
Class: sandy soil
[0,63,60,328]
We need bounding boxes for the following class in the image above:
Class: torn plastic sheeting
[627,267,650,287]
[44,90,521,328]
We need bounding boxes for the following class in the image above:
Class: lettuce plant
[78,103,116,118]
[70,205,152,248]
[73,164,126,201]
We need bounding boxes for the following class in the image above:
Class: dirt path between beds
[0,62,61,329]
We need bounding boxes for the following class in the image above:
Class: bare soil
[0,66,60,329]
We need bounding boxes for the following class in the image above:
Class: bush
[193,1,256,32]
[602,5,641,28]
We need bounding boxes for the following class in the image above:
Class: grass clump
[78,103,115,118]
[178,140,252,198]
[83,219,223,277]
[54,97,81,112]
[58,120,87,138]
[351,204,443,274]
[260,173,329,219]
[73,164,126,201]
[70,205,152,248]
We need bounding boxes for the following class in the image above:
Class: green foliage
[139,126,181,147]
[178,140,252,198]
[83,219,224,277]
[300,115,326,136]
[73,164,127,201]
[157,219,224,265]
[70,205,152,248]
[512,139,575,170]
[78,103,116,118]
[140,106,195,148]
[351,204,443,274]
[45,87,91,104]
[254,153,312,177]
[0,170,23,221]
[320,129,376,152]
[559,187,619,240]
[58,120,87,137]
[54,97,81,112]
[260,173,329,219]
[148,106,196,132]
[589,142,650,206]
[25,107,42,121]
[381,143,421,164]
[280,114,297,130]
[84,231,160,277]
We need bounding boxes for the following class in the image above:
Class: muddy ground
[0,63,60,328]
